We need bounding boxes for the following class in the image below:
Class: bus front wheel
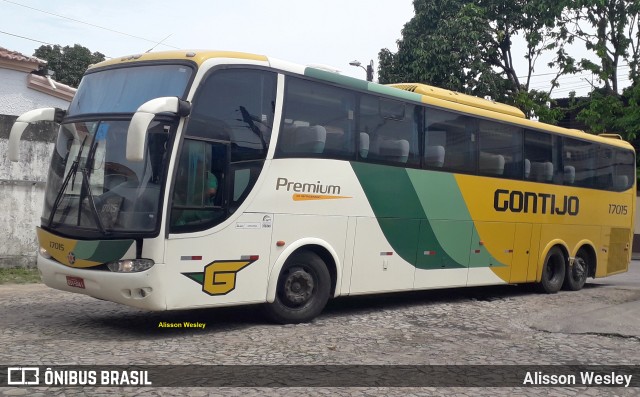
[537,247,566,294]
[563,248,589,291]
[264,251,331,324]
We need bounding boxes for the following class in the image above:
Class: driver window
[170,140,227,231]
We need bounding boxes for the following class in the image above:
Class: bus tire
[537,247,566,294]
[563,248,589,291]
[264,251,331,324]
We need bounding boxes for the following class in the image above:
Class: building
[0,47,76,268]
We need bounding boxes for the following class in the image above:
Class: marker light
[39,247,51,259]
[107,259,155,273]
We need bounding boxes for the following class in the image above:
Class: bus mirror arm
[8,107,66,162]
[126,97,191,162]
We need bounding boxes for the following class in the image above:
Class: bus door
[164,139,273,309]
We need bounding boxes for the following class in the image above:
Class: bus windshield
[42,119,172,236]
[68,64,193,116]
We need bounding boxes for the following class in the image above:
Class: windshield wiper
[47,136,87,227]
[78,137,108,235]
[78,166,108,235]
[47,134,109,235]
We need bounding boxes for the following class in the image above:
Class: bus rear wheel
[537,247,566,294]
[563,249,589,291]
[264,251,331,324]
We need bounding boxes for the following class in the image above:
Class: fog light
[39,247,51,259]
[107,259,154,273]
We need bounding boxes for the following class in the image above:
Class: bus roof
[390,83,526,119]
[89,50,268,69]
[89,50,633,151]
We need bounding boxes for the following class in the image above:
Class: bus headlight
[107,259,155,273]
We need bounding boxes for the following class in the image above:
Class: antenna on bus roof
[145,34,173,53]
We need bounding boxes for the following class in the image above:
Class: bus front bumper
[37,254,167,311]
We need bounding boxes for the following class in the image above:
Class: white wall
[0,66,70,267]
[0,134,54,268]
[0,68,70,116]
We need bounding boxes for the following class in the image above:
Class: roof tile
[0,46,46,65]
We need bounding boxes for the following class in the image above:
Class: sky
[0,0,619,97]
[1,0,415,80]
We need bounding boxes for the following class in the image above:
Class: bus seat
[359,132,370,159]
[563,165,575,185]
[424,145,445,168]
[530,161,553,182]
[279,124,297,151]
[524,159,531,179]
[613,175,629,190]
[324,129,345,152]
[378,138,409,163]
[293,125,326,153]
[479,152,505,175]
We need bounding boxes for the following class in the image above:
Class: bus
[8,50,636,324]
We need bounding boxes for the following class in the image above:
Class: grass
[0,268,42,284]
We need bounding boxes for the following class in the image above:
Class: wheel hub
[283,268,314,305]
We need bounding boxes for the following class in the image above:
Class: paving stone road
[1,263,639,396]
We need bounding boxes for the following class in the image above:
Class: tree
[575,81,640,141]
[378,0,565,122]
[548,1,640,138]
[554,0,640,94]
[33,44,105,88]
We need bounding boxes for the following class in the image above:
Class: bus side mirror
[126,97,191,162]
[9,107,66,162]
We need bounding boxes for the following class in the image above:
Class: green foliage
[574,82,640,141]
[378,0,640,138]
[618,83,640,140]
[512,90,564,124]
[33,44,105,88]
[554,0,640,94]
[576,90,625,134]
[378,0,565,119]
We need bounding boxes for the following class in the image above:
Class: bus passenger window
[277,77,355,159]
[425,108,475,173]
[596,147,614,189]
[478,121,522,178]
[613,149,635,191]
[359,94,419,166]
[562,138,596,188]
[524,130,559,183]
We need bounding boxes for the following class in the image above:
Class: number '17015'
[609,204,628,215]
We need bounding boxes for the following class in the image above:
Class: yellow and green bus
[8,50,635,323]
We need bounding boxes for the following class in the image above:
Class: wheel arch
[266,238,341,303]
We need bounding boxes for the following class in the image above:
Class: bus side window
[186,69,277,162]
[426,108,475,174]
[562,138,596,188]
[424,129,446,168]
[229,161,264,213]
[170,140,227,231]
[613,149,635,191]
[359,94,419,166]
[478,120,522,178]
[595,147,616,190]
[524,130,559,183]
[277,77,355,159]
